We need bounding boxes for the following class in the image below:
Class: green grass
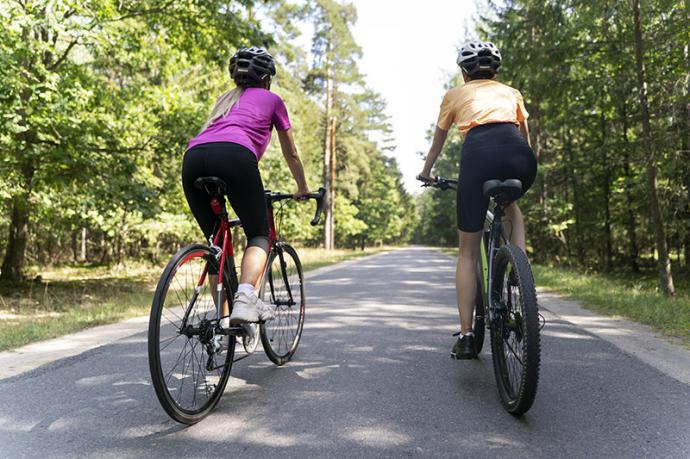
[433,247,689,346]
[0,246,391,351]
[533,265,690,346]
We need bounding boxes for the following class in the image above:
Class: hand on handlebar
[416,172,436,185]
[293,188,311,200]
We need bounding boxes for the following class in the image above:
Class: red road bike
[148,175,324,424]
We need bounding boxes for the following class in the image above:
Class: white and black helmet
[229,47,276,86]
[457,41,501,78]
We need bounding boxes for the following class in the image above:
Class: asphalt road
[1,247,688,458]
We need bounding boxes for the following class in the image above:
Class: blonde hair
[199,87,244,133]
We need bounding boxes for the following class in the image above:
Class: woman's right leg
[240,246,268,288]
[456,230,483,334]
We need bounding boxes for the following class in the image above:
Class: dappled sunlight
[343,425,412,448]
[542,330,596,340]
[0,416,38,433]
[76,373,125,387]
[2,248,689,456]
[295,364,340,379]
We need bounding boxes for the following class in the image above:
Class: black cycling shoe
[450,333,476,360]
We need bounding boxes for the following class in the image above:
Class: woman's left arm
[277,128,310,198]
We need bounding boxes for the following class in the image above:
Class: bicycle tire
[489,244,540,415]
[259,243,305,366]
[474,260,486,355]
[148,244,235,424]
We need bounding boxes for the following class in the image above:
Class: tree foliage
[414,0,688,294]
[0,0,414,279]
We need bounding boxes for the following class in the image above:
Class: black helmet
[229,47,276,86]
[457,41,501,78]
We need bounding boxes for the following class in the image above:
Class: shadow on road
[1,248,688,457]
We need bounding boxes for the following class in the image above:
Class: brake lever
[310,187,326,226]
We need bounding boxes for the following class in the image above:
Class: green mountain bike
[422,176,541,415]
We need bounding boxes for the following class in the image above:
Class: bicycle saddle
[194,176,227,195]
[482,179,522,204]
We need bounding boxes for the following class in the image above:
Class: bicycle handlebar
[265,187,326,226]
[416,175,458,191]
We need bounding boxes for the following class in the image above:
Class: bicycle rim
[148,244,234,424]
[259,244,305,365]
[489,244,540,415]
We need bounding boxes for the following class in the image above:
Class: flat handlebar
[265,187,327,226]
[416,175,458,191]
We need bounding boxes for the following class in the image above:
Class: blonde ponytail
[199,87,244,133]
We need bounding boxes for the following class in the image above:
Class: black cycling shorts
[182,142,269,250]
[457,123,537,232]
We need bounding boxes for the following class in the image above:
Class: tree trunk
[71,230,78,262]
[80,228,87,262]
[322,32,335,251]
[601,108,613,270]
[620,99,640,272]
[116,211,127,265]
[564,126,583,264]
[329,96,337,248]
[684,105,690,269]
[0,162,35,282]
[631,0,674,295]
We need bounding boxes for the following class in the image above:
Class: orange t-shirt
[436,79,529,138]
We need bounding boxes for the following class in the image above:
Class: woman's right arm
[418,126,449,181]
[277,128,310,198]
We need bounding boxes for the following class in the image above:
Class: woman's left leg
[503,202,526,251]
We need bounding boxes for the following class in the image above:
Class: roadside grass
[432,246,689,346]
[533,265,690,346]
[0,246,391,351]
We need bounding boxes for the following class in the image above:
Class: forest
[1,0,688,299]
[415,0,688,296]
[0,0,416,283]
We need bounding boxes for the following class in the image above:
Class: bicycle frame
[202,195,279,324]
[419,176,509,326]
[187,188,324,326]
[482,204,510,324]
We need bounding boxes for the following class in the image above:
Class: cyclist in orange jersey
[418,41,537,359]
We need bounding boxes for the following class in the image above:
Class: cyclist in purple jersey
[183,47,311,328]
[187,86,291,160]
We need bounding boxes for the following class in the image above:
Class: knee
[458,243,480,262]
[247,236,269,254]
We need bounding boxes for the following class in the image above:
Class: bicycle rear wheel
[489,244,540,415]
[148,244,235,424]
[259,243,305,365]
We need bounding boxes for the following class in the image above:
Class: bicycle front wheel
[489,244,540,415]
[148,244,235,424]
[259,243,305,365]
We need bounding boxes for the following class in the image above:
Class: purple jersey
[187,88,291,160]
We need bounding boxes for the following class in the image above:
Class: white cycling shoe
[229,292,275,324]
